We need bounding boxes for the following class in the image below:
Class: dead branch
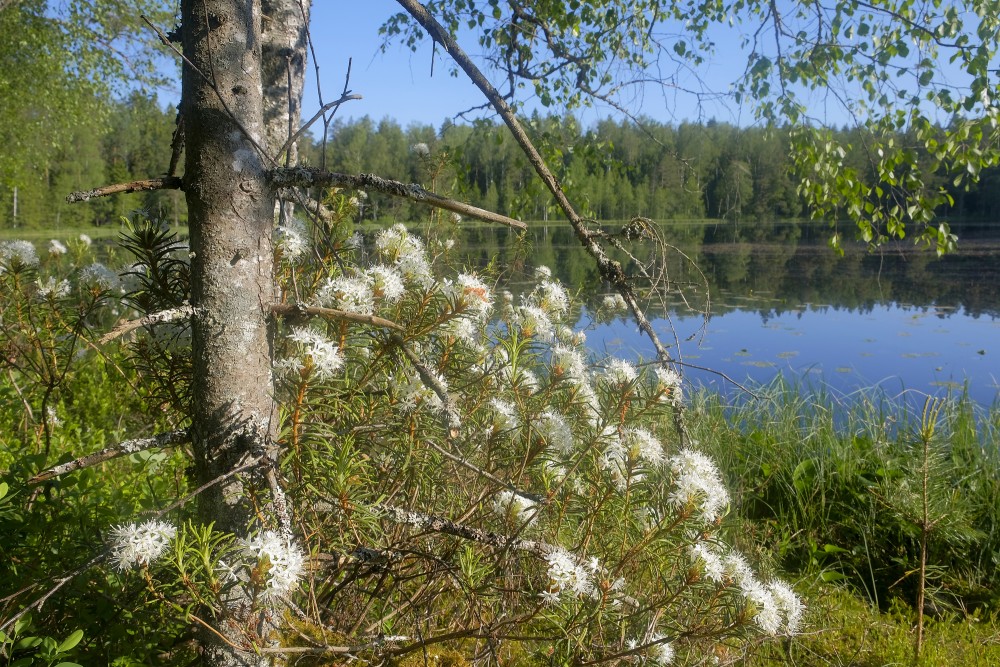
[65,176,183,203]
[271,303,404,331]
[99,305,196,344]
[0,554,105,635]
[275,91,362,163]
[269,168,528,230]
[28,429,190,485]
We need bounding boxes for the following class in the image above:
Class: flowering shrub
[1,218,803,664]
[269,221,804,662]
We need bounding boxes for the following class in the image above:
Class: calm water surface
[461,221,1000,405]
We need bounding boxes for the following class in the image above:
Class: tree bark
[181,0,278,663]
[262,0,310,166]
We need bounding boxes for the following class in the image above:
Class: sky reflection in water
[588,302,1000,406]
[471,220,1000,406]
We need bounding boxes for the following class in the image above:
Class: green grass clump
[686,378,1000,658]
[748,578,1000,666]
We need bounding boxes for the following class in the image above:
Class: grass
[748,578,1000,666]
[686,379,1000,664]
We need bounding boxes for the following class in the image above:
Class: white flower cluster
[78,233,92,247]
[600,427,665,489]
[550,345,588,384]
[668,449,730,523]
[688,543,804,635]
[601,293,628,314]
[287,327,344,380]
[410,142,430,157]
[48,239,68,255]
[0,240,38,269]
[315,264,406,316]
[80,262,123,291]
[645,634,675,665]
[535,410,574,455]
[508,268,571,340]
[274,218,309,262]
[604,358,637,385]
[490,398,520,431]
[542,549,595,601]
[493,490,537,523]
[243,530,305,597]
[36,276,70,299]
[451,273,494,320]
[655,366,684,407]
[109,520,177,571]
[375,224,434,288]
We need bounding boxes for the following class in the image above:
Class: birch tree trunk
[181,0,278,663]
[262,0,310,166]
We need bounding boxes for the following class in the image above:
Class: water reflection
[458,220,1000,404]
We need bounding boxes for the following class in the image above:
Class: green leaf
[820,570,848,582]
[57,629,84,653]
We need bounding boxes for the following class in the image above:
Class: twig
[0,554,105,634]
[145,457,263,517]
[395,0,672,369]
[98,305,196,345]
[271,303,403,331]
[269,168,527,230]
[65,177,183,203]
[373,504,553,559]
[28,429,190,484]
[275,92,362,164]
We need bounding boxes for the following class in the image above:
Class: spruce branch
[65,177,184,203]
[28,429,190,484]
[269,168,528,230]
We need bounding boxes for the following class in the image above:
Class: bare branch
[271,303,404,331]
[275,91,362,164]
[99,305,196,345]
[28,429,190,485]
[65,177,183,203]
[0,554,105,635]
[269,168,528,230]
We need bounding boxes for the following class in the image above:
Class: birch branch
[271,303,404,331]
[65,177,184,203]
[395,0,673,366]
[269,168,528,230]
[99,305,196,344]
[28,429,190,485]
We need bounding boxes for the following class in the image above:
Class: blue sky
[303,2,746,129]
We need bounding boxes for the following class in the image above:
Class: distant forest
[4,92,1000,229]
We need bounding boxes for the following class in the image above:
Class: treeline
[0,92,183,229]
[5,92,1000,229]
[305,115,800,222]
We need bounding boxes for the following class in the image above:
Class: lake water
[459,221,1000,406]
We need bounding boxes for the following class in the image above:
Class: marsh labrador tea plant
[1,217,801,665]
